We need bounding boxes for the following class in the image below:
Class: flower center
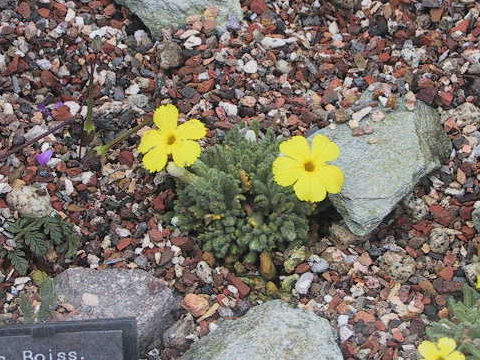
[167,135,177,145]
[303,161,315,172]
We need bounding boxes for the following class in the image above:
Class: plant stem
[83,62,96,134]
[94,116,153,155]
[166,162,197,183]
[0,118,74,161]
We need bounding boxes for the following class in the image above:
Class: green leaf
[37,278,56,322]
[19,293,34,323]
[8,250,28,275]
[25,232,48,256]
[6,217,35,234]
[43,217,63,245]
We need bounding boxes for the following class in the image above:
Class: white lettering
[34,354,46,360]
[23,350,34,360]
[67,352,77,360]
[0,355,6,360]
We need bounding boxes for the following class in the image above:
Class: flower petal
[272,156,303,187]
[437,338,457,357]
[446,351,466,360]
[177,119,207,140]
[172,139,201,167]
[138,130,164,154]
[317,164,344,194]
[418,341,440,360]
[311,134,340,162]
[142,147,168,172]
[153,104,178,131]
[36,150,54,166]
[293,173,327,202]
[279,136,310,162]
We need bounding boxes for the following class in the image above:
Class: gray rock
[379,251,415,282]
[163,314,196,350]
[182,300,343,360]
[6,184,53,218]
[114,0,242,39]
[329,223,359,247]
[55,268,180,352]
[157,41,184,70]
[472,207,480,232]
[313,92,451,236]
[440,102,480,125]
[128,94,150,108]
[429,227,452,254]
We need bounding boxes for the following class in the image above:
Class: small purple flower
[36,150,54,166]
[53,101,64,109]
[37,103,51,116]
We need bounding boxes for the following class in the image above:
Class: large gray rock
[114,0,242,39]
[313,93,451,236]
[182,300,343,360]
[55,268,180,352]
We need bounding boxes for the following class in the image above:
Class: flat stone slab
[114,0,242,39]
[182,300,343,360]
[313,93,451,235]
[54,268,180,352]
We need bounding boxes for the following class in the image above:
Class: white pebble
[125,83,140,95]
[64,101,80,116]
[295,272,314,295]
[351,106,372,122]
[0,183,12,194]
[115,227,131,237]
[2,103,14,115]
[65,8,75,22]
[243,60,258,74]
[64,178,74,195]
[184,36,202,50]
[261,37,286,49]
[339,326,354,342]
[14,277,31,286]
[219,101,238,116]
[328,22,339,35]
[196,261,213,284]
[36,59,52,70]
[308,255,329,273]
[227,285,238,295]
[338,314,349,326]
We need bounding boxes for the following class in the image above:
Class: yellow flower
[272,135,344,202]
[418,338,465,360]
[476,275,480,290]
[138,104,206,172]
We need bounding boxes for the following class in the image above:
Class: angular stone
[54,268,180,352]
[182,300,343,360]
[312,92,451,236]
[157,41,183,70]
[113,0,242,39]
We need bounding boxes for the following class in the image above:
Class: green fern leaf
[8,250,29,275]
